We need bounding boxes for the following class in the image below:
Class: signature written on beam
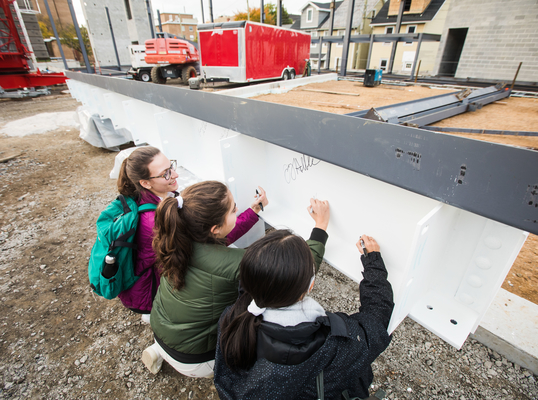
[283,155,321,183]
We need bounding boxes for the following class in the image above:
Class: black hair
[219,229,314,370]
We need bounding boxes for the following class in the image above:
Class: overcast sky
[72,0,310,26]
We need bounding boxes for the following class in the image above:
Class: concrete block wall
[83,0,153,67]
[433,0,538,82]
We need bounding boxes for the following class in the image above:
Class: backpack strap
[326,312,350,338]
[138,203,158,213]
[109,229,137,250]
[118,194,132,214]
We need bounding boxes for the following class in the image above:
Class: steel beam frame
[65,72,538,234]
[347,86,511,126]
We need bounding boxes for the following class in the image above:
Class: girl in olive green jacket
[143,181,269,377]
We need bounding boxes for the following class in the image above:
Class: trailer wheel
[139,71,151,82]
[151,67,166,84]
[182,66,197,84]
[289,69,296,79]
[282,70,290,80]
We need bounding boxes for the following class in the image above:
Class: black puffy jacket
[214,252,394,400]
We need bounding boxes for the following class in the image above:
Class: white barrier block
[155,110,238,182]
[220,133,528,348]
[121,99,164,149]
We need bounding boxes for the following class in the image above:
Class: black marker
[360,239,368,256]
[256,189,264,211]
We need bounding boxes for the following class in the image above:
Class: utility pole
[260,0,264,23]
[200,0,205,23]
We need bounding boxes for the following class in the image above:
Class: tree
[233,4,293,25]
[58,24,93,62]
[38,20,54,38]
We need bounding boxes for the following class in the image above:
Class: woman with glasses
[214,201,394,400]
[116,146,265,323]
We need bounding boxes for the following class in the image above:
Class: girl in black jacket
[214,200,394,400]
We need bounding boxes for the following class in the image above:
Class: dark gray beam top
[65,72,538,234]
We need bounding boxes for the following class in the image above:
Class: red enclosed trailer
[197,21,310,83]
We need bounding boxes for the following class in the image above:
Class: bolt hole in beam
[450,319,458,325]
[65,75,530,350]
[427,305,433,310]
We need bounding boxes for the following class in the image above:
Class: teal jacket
[150,228,328,362]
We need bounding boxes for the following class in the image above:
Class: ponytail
[152,181,231,290]
[117,146,161,197]
[219,230,315,370]
[117,158,137,196]
[219,292,262,370]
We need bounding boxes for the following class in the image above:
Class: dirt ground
[0,82,536,400]
[253,80,538,306]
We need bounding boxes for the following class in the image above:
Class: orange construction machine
[144,32,199,84]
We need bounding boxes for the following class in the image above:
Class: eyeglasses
[149,160,177,180]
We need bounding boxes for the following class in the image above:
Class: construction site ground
[0,80,536,399]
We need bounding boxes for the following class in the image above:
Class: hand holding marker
[251,186,268,214]
[256,189,263,211]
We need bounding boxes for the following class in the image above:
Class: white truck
[127,45,156,82]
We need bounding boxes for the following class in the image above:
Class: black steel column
[157,10,163,32]
[209,0,214,23]
[43,0,68,70]
[277,0,282,26]
[318,36,323,74]
[260,0,264,22]
[409,32,423,80]
[366,33,374,69]
[105,7,121,71]
[326,0,336,70]
[200,0,205,23]
[388,0,405,74]
[340,0,355,76]
[66,0,92,73]
[145,0,155,38]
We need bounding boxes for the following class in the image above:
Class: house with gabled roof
[292,0,383,71]
[368,0,450,75]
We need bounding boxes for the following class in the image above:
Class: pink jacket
[118,190,259,313]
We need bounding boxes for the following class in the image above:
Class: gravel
[0,96,536,399]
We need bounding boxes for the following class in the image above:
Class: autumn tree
[58,24,93,62]
[233,4,293,25]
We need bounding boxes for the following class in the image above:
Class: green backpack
[88,195,157,300]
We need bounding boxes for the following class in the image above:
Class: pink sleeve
[134,211,157,275]
[226,208,259,245]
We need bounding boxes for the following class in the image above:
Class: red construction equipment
[144,32,200,84]
[0,0,66,90]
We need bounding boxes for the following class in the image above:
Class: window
[379,59,388,71]
[404,0,412,12]
[124,0,132,20]
[307,8,313,23]
[190,35,194,40]
[189,26,193,31]
[405,25,416,45]
[181,26,185,31]
[312,30,318,37]
[384,26,393,46]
